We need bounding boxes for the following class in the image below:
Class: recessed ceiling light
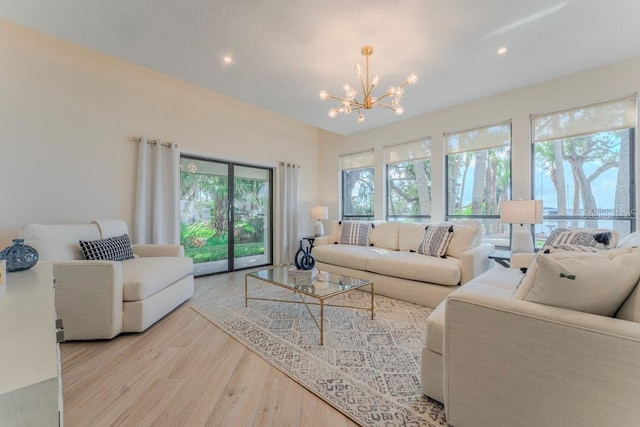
[497,47,508,55]
[222,55,233,65]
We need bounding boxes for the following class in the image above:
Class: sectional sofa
[313,220,495,308]
[424,231,640,426]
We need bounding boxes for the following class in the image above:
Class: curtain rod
[279,161,300,168]
[132,137,177,148]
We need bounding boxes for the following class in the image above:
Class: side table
[301,236,316,252]
[489,250,511,268]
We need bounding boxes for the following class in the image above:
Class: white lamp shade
[500,200,543,225]
[310,206,329,220]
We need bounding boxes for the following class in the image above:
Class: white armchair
[21,220,194,340]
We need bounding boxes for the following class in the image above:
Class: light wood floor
[61,269,359,427]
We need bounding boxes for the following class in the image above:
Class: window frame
[384,138,432,223]
[444,121,513,249]
[341,166,375,221]
[530,126,636,246]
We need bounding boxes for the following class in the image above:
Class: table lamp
[310,206,329,237]
[500,200,543,253]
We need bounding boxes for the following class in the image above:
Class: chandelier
[319,45,417,123]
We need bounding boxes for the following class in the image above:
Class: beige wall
[318,56,640,226]
[0,19,326,259]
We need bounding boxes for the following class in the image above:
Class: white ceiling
[2,0,640,135]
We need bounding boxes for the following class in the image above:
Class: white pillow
[617,231,640,248]
[515,249,640,317]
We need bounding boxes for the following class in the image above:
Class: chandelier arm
[376,103,396,111]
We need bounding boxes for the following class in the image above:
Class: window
[341,150,375,220]
[532,95,636,246]
[445,121,512,248]
[385,139,431,222]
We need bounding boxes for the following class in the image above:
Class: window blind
[340,150,375,170]
[384,139,431,164]
[532,95,636,143]
[445,121,511,154]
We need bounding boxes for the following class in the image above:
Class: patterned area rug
[192,286,448,426]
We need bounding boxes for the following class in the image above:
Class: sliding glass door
[180,155,272,276]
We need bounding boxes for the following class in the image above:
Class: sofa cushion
[398,222,426,251]
[20,223,101,261]
[339,221,372,246]
[80,234,135,261]
[418,224,454,257]
[617,231,640,248]
[122,256,194,301]
[369,222,400,250]
[616,279,640,322]
[515,249,640,316]
[313,244,392,271]
[328,221,342,244]
[426,274,519,354]
[446,222,481,259]
[366,251,461,286]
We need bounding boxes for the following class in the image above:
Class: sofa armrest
[132,244,185,257]
[443,292,640,426]
[314,236,331,246]
[53,261,123,340]
[459,243,495,284]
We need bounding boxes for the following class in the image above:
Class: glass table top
[247,267,371,298]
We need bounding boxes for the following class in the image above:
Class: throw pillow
[79,233,135,261]
[417,224,454,258]
[542,228,607,251]
[543,244,605,253]
[339,221,372,246]
[515,249,640,317]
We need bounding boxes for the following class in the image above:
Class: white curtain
[134,138,180,244]
[277,162,299,265]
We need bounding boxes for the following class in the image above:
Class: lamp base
[314,221,325,237]
[511,224,534,253]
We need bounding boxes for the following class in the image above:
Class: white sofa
[21,220,194,340]
[313,221,495,308]
[423,236,640,426]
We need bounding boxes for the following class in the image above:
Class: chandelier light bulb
[320,46,416,123]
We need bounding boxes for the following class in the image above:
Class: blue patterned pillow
[418,224,454,258]
[339,221,372,246]
[79,234,135,261]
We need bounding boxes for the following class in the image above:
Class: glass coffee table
[245,267,374,345]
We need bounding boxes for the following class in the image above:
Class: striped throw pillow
[339,221,372,246]
[418,224,454,258]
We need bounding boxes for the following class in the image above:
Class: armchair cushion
[122,257,193,301]
[80,234,135,261]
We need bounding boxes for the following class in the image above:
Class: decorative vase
[0,239,39,272]
[294,241,315,270]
